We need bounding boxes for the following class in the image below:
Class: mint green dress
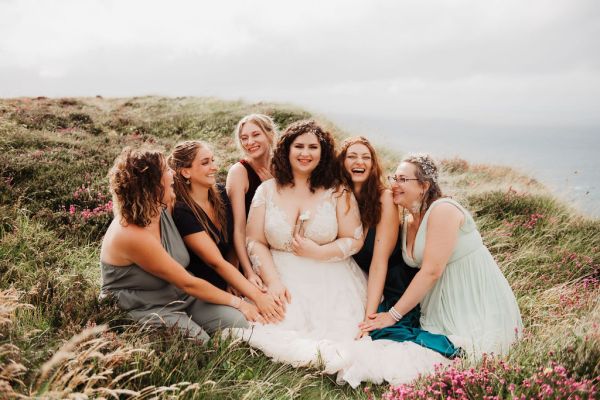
[402,198,523,356]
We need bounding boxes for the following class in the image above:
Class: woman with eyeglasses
[338,137,459,358]
[359,153,523,356]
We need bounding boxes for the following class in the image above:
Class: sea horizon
[326,113,600,219]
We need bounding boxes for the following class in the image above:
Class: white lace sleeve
[250,181,268,208]
[246,238,262,274]
[322,189,365,262]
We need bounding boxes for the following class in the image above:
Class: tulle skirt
[233,250,450,387]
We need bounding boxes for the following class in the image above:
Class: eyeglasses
[387,175,419,185]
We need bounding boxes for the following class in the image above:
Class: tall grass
[1,96,598,399]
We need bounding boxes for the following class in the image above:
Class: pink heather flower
[69,204,76,215]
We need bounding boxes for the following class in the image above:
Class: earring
[185,178,191,185]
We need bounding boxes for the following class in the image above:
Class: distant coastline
[328,113,599,218]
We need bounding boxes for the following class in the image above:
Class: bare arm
[292,189,365,261]
[118,228,264,322]
[364,190,399,318]
[361,202,464,331]
[182,231,284,321]
[225,164,256,277]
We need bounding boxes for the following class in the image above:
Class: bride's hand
[359,312,396,332]
[354,327,370,340]
[266,280,292,309]
[254,292,286,323]
[238,300,266,324]
[292,233,322,258]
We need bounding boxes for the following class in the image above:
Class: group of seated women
[99,115,523,385]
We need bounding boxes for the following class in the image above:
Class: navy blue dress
[353,227,460,358]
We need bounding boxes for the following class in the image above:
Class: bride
[235,120,450,387]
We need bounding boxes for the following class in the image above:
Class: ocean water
[328,114,599,219]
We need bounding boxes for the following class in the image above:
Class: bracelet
[230,296,242,309]
[388,306,403,322]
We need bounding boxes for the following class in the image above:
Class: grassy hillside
[0,96,598,399]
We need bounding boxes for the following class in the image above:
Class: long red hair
[337,136,386,228]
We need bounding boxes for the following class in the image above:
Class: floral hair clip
[405,153,439,183]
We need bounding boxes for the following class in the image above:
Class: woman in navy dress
[338,136,458,357]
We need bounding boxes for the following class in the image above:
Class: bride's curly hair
[337,136,386,228]
[272,120,338,192]
[109,147,166,227]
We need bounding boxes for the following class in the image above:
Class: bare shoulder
[428,201,464,226]
[101,219,155,264]
[333,184,353,198]
[226,162,248,187]
[380,189,394,206]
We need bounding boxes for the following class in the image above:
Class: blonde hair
[168,140,228,243]
[233,114,277,154]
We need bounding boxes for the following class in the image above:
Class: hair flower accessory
[295,210,311,237]
[405,153,439,183]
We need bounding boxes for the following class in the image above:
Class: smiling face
[289,132,321,176]
[182,146,218,189]
[391,161,428,208]
[344,143,373,188]
[239,121,271,160]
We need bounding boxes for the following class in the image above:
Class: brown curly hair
[272,120,338,191]
[337,136,386,228]
[168,140,228,243]
[109,147,166,227]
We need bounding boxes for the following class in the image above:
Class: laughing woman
[338,137,459,357]
[100,147,253,342]
[169,140,284,323]
[360,153,523,356]
[226,114,278,291]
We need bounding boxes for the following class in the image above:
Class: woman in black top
[169,140,284,323]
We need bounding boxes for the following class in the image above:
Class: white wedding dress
[234,179,450,387]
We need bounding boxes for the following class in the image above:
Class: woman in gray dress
[100,147,262,342]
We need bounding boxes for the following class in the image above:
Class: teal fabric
[353,228,460,358]
[370,297,460,358]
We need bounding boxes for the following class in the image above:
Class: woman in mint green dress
[339,137,459,358]
[360,153,523,356]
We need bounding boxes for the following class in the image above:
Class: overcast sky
[1,0,599,127]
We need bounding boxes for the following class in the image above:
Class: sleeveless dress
[234,180,451,387]
[240,159,262,217]
[354,229,459,358]
[100,209,247,342]
[402,198,523,356]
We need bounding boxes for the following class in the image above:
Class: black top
[353,226,418,303]
[172,184,233,291]
[240,159,262,217]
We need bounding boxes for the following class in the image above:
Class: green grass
[0,96,598,399]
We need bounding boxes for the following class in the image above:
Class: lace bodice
[253,179,339,251]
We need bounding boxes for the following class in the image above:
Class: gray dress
[101,208,248,342]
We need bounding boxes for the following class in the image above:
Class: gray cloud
[1,0,599,125]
